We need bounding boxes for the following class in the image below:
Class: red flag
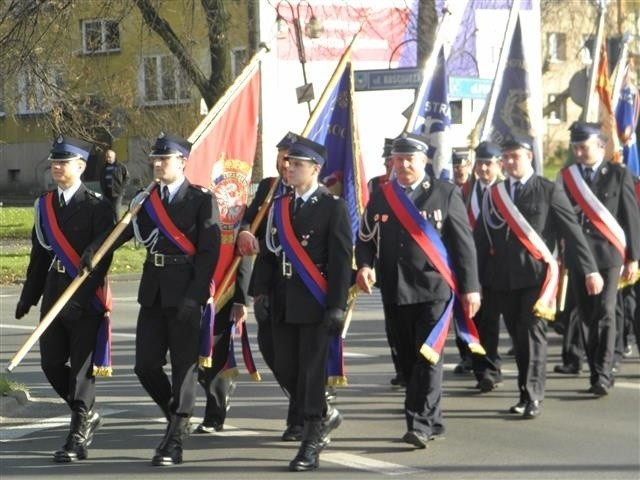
[595,41,622,163]
[185,60,261,294]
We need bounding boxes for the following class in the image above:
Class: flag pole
[302,31,360,136]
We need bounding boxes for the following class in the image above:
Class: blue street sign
[448,77,493,99]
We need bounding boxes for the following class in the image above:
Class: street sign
[448,77,493,99]
[354,67,422,91]
[296,83,315,104]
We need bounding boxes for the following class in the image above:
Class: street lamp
[276,0,323,114]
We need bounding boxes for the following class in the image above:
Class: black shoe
[53,435,88,463]
[53,410,101,463]
[281,424,303,441]
[390,374,406,389]
[623,344,633,358]
[288,440,320,471]
[194,420,223,433]
[589,383,609,396]
[453,360,472,374]
[509,401,527,414]
[319,407,342,448]
[84,410,103,447]
[476,377,501,393]
[151,415,188,466]
[554,364,581,374]
[523,400,541,419]
[402,430,429,449]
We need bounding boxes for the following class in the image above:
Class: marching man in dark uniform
[559,122,640,395]
[235,131,305,440]
[475,135,603,418]
[109,132,220,465]
[15,135,115,462]
[251,135,352,471]
[356,133,481,448]
[466,141,507,392]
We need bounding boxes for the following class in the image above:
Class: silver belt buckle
[55,260,65,273]
[282,259,292,279]
[154,253,165,267]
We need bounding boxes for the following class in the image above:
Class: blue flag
[486,17,535,150]
[307,63,368,242]
[615,68,640,176]
[407,46,452,181]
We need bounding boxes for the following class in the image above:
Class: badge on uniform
[374,213,379,221]
[301,234,310,247]
[381,214,389,223]
[433,209,442,230]
[271,227,278,235]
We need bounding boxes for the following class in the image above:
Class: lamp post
[276,0,323,114]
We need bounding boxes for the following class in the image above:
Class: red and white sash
[561,164,626,261]
[490,183,558,320]
[468,185,482,229]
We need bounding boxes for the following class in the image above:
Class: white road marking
[0,409,123,442]
[323,451,424,475]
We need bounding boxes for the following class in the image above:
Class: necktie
[59,193,66,208]
[476,182,484,201]
[162,186,170,206]
[583,167,593,186]
[293,197,304,216]
[513,181,523,202]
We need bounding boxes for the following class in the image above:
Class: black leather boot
[289,420,322,472]
[319,407,342,449]
[152,415,189,466]
[53,410,102,463]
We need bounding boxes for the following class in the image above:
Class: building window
[17,70,56,114]
[82,19,120,54]
[547,32,566,62]
[231,47,248,77]
[547,93,566,123]
[141,54,191,106]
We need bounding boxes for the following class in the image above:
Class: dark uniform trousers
[254,186,352,426]
[114,181,220,417]
[243,177,304,427]
[475,176,599,403]
[561,161,640,389]
[357,178,479,437]
[19,185,114,413]
[470,288,503,384]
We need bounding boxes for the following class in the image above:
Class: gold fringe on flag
[250,371,262,381]
[327,376,348,387]
[199,356,213,368]
[93,366,112,377]
[618,271,640,290]
[219,367,239,380]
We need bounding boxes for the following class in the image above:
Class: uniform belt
[282,260,326,279]
[146,253,194,267]
[52,259,66,274]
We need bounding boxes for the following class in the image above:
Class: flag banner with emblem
[595,40,622,163]
[305,62,368,243]
[405,46,452,182]
[615,62,640,175]
[484,16,538,162]
[185,51,262,372]
[300,38,361,386]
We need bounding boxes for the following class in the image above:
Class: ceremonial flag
[483,16,540,169]
[185,51,262,371]
[406,46,452,181]
[595,40,622,163]
[306,62,368,242]
[614,62,640,175]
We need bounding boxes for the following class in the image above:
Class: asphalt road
[1,278,639,480]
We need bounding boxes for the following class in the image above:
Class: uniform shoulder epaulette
[87,189,103,198]
[189,183,211,193]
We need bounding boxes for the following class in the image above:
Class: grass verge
[0,373,28,396]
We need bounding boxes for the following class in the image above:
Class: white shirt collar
[160,177,186,201]
[295,181,319,203]
[58,181,82,204]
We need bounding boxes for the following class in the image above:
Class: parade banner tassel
[198,297,215,368]
[240,322,261,381]
[327,335,347,386]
